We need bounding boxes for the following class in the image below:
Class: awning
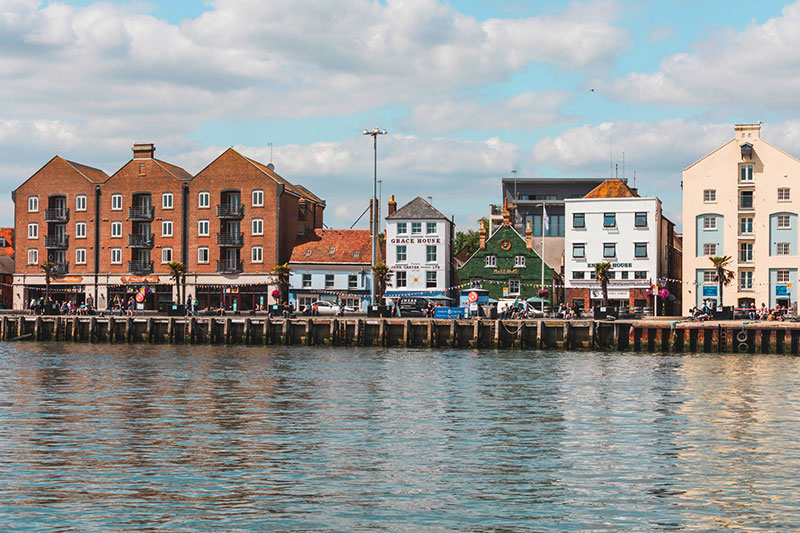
[526,296,551,304]
[385,290,447,298]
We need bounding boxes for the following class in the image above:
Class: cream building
[683,123,800,314]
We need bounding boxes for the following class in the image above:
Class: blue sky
[5,0,800,231]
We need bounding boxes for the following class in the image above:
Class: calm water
[2,344,800,531]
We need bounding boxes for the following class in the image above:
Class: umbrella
[526,296,551,304]
[426,294,454,301]
[487,298,499,304]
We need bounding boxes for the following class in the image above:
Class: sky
[4,0,800,232]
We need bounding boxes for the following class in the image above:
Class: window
[0,237,5,247]
[485,255,496,267]
[426,271,437,288]
[426,222,436,235]
[739,190,753,209]
[572,243,585,258]
[411,222,422,235]
[329,247,335,254]
[740,242,753,262]
[27,223,38,239]
[634,242,647,258]
[27,196,38,212]
[740,271,753,290]
[161,247,172,263]
[635,212,648,227]
[138,162,145,176]
[111,221,122,238]
[607,271,616,280]
[740,217,753,234]
[777,270,791,283]
[397,222,407,234]
[778,188,791,201]
[162,192,173,210]
[324,274,334,289]
[396,245,407,262]
[395,271,407,287]
[603,213,616,227]
[198,191,210,209]
[508,279,520,295]
[777,214,791,229]
[252,189,264,207]
[198,247,209,264]
[572,270,585,279]
[349,274,358,290]
[740,164,754,183]
[426,245,437,263]
[514,255,525,268]
[76,195,86,211]
[111,194,122,211]
[162,220,173,237]
[75,222,86,239]
[703,217,717,230]
[777,242,791,255]
[252,218,263,235]
[110,248,122,264]
[703,271,717,283]
[573,213,585,228]
[251,246,263,263]
[530,214,565,237]
[620,271,629,279]
[27,248,38,265]
[704,190,716,203]
[198,220,209,236]
[353,251,360,258]
[603,243,616,258]
[75,248,86,265]
[634,271,647,280]
[703,243,717,256]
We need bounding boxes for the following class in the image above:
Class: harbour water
[2,343,800,531]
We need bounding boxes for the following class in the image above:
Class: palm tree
[371,263,393,306]
[167,261,187,305]
[594,262,613,307]
[272,263,291,303]
[40,262,54,307]
[709,255,735,307]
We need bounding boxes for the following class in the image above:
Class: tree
[272,263,291,303]
[371,262,393,306]
[454,229,480,258]
[167,261,187,305]
[594,262,613,307]
[709,255,735,306]
[40,262,54,307]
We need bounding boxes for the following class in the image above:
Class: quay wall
[1,315,798,354]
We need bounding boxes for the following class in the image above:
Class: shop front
[25,283,86,305]
[108,276,172,311]
[196,284,270,312]
[289,289,370,312]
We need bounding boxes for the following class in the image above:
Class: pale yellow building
[683,123,800,314]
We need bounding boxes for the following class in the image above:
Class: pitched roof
[387,196,449,220]
[0,227,13,258]
[289,229,371,264]
[64,160,109,183]
[154,159,193,180]
[583,179,640,199]
[244,155,324,205]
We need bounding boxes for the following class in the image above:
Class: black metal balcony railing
[44,207,70,223]
[128,233,155,248]
[216,232,244,247]
[216,204,245,219]
[44,235,69,249]
[52,262,69,277]
[128,260,154,275]
[128,205,155,220]
[216,259,244,274]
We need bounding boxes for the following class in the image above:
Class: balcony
[44,235,69,249]
[216,259,243,274]
[128,206,155,221]
[128,260,154,274]
[52,262,69,277]
[216,204,245,219]
[128,233,155,248]
[216,232,244,247]
[44,207,70,223]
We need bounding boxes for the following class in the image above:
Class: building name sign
[390,238,442,245]
[591,289,630,299]
[587,262,633,268]
[492,268,519,275]
[393,264,442,271]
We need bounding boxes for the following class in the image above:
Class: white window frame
[634,242,648,258]
[777,270,791,284]
[28,223,38,239]
[397,222,407,234]
[740,164,754,183]
[198,191,210,209]
[110,248,122,265]
[426,222,436,235]
[111,221,122,238]
[252,218,263,236]
[396,245,407,262]
[703,243,717,256]
[739,270,753,290]
[162,192,173,210]
[395,271,407,287]
[161,247,172,264]
[252,189,264,207]
[75,222,86,239]
[703,217,717,230]
[777,242,791,255]
[111,194,122,211]
[411,222,422,235]
[777,215,791,229]
[349,274,359,290]
[778,188,791,201]
[514,255,526,268]
[573,244,585,258]
[485,255,496,268]
[162,220,173,237]
[703,189,716,203]
[75,195,87,212]
[27,248,38,265]
[703,271,717,283]
[603,243,616,258]
[28,196,38,212]
[251,245,263,263]
[197,247,209,264]
[325,274,335,289]
[302,273,312,288]
[426,245,437,263]
[75,248,86,265]
[508,279,521,295]
[198,220,209,237]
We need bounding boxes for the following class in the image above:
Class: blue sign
[777,285,789,296]
[434,307,466,319]
[702,286,718,296]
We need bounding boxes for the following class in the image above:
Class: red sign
[468,291,479,303]
[121,275,159,284]
[53,276,83,283]
[135,292,145,303]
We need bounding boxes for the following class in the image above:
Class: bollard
[282,319,290,345]
[34,316,41,341]
[90,317,97,343]
[244,319,252,345]
[306,319,312,346]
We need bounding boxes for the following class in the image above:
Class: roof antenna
[427,196,433,203]
[633,170,637,189]
[267,142,274,171]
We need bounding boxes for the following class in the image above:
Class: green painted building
[457,220,557,302]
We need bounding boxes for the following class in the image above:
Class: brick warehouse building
[12,143,325,311]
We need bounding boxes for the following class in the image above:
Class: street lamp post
[363,128,387,305]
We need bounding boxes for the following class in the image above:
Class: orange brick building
[12,143,325,311]
[0,227,13,309]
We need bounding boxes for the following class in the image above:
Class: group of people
[499,298,533,319]
[555,303,580,319]
[744,303,790,321]
[27,295,95,316]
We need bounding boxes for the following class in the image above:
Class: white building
[384,196,453,299]
[565,179,680,313]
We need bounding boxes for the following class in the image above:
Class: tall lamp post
[363,127,387,305]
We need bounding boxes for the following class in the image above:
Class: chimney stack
[479,219,487,250]
[132,143,155,159]
[502,198,511,227]
[388,194,397,216]
[526,220,533,250]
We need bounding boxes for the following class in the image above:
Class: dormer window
[741,142,753,159]
[329,247,335,254]
[353,251,360,257]
[305,249,311,256]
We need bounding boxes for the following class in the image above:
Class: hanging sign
[122,275,159,284]
[53,276,83,283]
[135,292,145,303]
[467,291,479,303]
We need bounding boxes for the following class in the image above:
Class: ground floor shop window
[196,284,269,312]
[108,284,172,311]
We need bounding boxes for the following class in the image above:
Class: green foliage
[709,255,734,305]
[454,229,480,257]
[371,263,393,305]
[272,263,292,302]
[594,262,612,306]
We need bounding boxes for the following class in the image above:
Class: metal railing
[44,235,69,249]
[216,232,244,247]
[128,206,155,220]
[128,260,154,274]
[44,207,70,222]
[216,259,243,274]
[216,204,245,219]
[52,262,69,276]
[128,233,155,248]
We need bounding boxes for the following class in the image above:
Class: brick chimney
[479,218,487,250]
[133,143,155,159]
[388,194,397,216]
[526,219,533,250]
[502,198,511,227]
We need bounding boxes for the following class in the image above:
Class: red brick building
[0,227,13,309]
[12,143,325,312]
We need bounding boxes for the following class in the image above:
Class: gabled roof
[244,154,324,205]
[583,179,639,199]
[154,159,193,180]
[64,160,109,183]
[289,229,371,264]
[387,196,449,220]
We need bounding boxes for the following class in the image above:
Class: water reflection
[1,344,800,530]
